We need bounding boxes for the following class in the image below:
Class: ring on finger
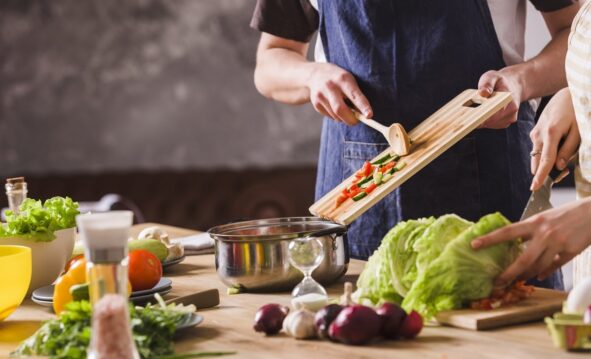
[530,150,541,157]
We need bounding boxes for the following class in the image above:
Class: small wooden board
[435,288,566,330]
[309,89,512,225]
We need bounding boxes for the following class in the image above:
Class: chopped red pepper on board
[364,183,377,194]
[380,161,396,173]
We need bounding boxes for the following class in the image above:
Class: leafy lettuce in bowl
[0,197,79,242]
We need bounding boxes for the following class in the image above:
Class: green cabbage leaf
[402,213,521,318]
[354,212,522,319]
[354,217,434,305]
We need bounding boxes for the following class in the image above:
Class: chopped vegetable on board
[333,152,406,208]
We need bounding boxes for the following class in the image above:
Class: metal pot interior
[208,217,346,242]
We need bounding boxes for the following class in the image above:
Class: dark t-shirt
[251,0,575,42]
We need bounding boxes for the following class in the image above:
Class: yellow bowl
[0,246,32,321]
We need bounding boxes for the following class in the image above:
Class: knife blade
[520,167,570,220]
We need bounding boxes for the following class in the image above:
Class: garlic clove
[283,309,317,340]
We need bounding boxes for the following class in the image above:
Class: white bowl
[1,228,76,294]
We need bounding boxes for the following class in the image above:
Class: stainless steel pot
[208,217,349,292]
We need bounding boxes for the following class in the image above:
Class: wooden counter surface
[0,223,580,359]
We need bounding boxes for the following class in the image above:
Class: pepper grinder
[77,211,139,359]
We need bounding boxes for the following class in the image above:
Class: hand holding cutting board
[310,89,513,225]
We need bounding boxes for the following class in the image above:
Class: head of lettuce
[354,212,521,319]
[0,197,79,242]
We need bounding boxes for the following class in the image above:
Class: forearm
[254,45,314,105]
[506,27,570,101]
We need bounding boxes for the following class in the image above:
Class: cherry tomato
[128,249,162,291]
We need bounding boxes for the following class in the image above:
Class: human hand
[471,198,591,287]
[477,68,525,129]
[529,88,580,191]
[307,63,372,125]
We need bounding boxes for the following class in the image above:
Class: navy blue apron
[315,0,563,290]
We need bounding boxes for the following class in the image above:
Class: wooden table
[0,224,581,358]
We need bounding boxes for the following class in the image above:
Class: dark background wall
[0,0,321,228]
[0,0,321,175]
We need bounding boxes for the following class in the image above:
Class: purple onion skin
[315,304,344,339]
[328,305,381,345]
[253,303,289,335]
[376,302,407,340]
[399,310,424,339]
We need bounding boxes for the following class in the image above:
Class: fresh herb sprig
[12,300,234,359]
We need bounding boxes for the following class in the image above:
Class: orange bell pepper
[53,258,87,314]
[53,257,133,314]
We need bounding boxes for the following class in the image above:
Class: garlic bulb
[283,309,317,340]
[340,282,355,306]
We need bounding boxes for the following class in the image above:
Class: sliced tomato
[380,161,396,173]
[364,183,377,194]
[336,194,348,207]
[356,161,372,178]
[349,183,359,192]
[341,188,350,197]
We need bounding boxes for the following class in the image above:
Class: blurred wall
[0,0,321,177]
[0,0,559,177]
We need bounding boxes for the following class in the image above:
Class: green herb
[227,286,241,295]
[12,300,92,359]
[12,300,233,359]
[0,197,79,242]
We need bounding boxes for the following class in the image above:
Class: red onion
[328,305,380,345]
[376,302,407,340]
[314,304,344,339]
[399,310,423,339]
[253,303,289,335]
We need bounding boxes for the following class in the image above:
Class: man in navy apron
[251,0,579,290]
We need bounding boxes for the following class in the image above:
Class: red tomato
[380,161,396,173]
[365,183,377,194]
[362,161,372,177]
[128,250,162,291]
[336,194,348,206]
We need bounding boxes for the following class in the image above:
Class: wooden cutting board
[435,288,566,330]
[309,89,512,225]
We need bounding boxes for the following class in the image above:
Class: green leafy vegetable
[389,217,434,297]
[0,197,79,242]
[12,300,234,359]
[13,300,92,359]
[354,217,434,305]
[402,213,521,318]
[413,214,472,275]
[354,212,522,319]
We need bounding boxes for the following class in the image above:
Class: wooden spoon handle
[352,110,389,134]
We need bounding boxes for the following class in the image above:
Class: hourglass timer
[288,236,328,311]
